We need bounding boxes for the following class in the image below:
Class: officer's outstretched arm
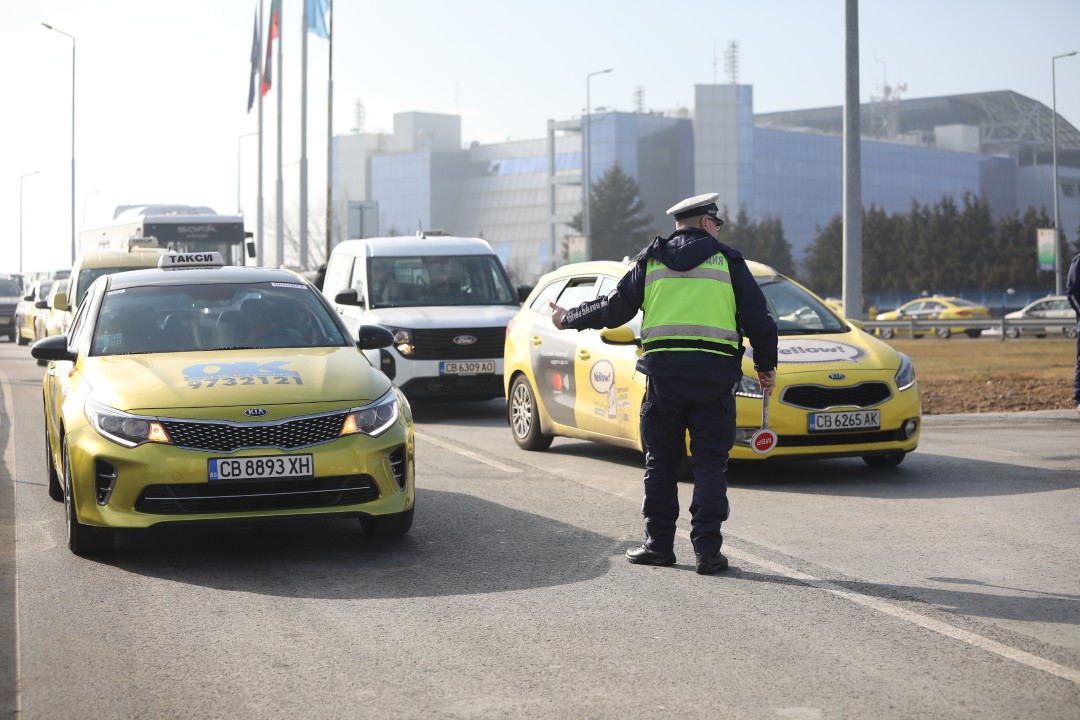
[549,302,567,329]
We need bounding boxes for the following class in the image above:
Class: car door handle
[576,349,590,361]
[530,335,542,346]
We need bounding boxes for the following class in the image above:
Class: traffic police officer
[550,193,778,574]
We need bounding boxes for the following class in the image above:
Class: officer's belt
[642,338,742,356]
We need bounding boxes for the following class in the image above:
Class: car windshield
[77,266,154,304]
[91,282,348,355]
[756,275,848,335]
[369,255,517,308]
[0,279,20,296]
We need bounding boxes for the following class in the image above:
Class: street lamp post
[1052,51,1077,296]
[20,171,41,274]
[584,68,613,260]
[41,23,76,264]
[237,132,258,214]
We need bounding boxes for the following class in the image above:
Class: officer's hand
[549,302,567,330]
[758,370,777,396]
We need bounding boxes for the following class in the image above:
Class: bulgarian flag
[261,0,280,96]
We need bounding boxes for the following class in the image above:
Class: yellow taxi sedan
[875,296,991,339]
[504,260,921,467]
[31,252,414,555]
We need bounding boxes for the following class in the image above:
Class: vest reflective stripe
[641,324,741,342]
[644,267,731,285]
[642,253,740,356]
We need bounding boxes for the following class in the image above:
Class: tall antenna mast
[634,86,644,113]
[725,41,739,85]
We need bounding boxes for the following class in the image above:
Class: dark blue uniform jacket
[561,228,778,384]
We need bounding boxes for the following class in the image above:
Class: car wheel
[880,327,894,340]
[1034,333,1046,339]
[62,437,113,555]
[17,330,29,346]
[360,506,414,538]
[1066,326,1078,340]
[935,327,951,339]
[508,375,553,451]
[1004,326,1020,340]
[46,423,63,502]
[862,452,905,468]
[965,329,982,339]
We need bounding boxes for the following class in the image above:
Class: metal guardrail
[860,317,1077,340]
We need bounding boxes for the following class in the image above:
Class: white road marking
[717,543,1080,685]
[415,431,523,473]
[414,429,1080,686]
[0,365,23,714]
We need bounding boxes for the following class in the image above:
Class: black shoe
[626,545,676,566]
[695,551,729,575]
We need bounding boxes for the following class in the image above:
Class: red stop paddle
[750,392,777,455]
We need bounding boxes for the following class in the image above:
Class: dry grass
[884,337,1077,414]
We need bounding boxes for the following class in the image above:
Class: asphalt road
[1,342,1078,719]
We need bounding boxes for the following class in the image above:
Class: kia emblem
[245,408,268,417]
[827,373,846,380]
[453,335,477,346]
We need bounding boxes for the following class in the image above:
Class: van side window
[323,255,354,297]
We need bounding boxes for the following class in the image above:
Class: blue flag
[246,9,260,113]
[307,0,329,39]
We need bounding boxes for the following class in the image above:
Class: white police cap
[666,192,721,222]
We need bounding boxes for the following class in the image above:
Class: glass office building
[334,89,1080,284]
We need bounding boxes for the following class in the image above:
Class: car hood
[745,331,905,376]
[364,305,519,329]
[81,347,392,417]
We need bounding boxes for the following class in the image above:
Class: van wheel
[508,376,553,451]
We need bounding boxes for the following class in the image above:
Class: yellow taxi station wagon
[31,252,415,555]
[504,260,921,468]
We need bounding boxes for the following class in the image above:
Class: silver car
[1003,296,1077,339]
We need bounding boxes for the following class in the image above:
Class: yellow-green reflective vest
[641,253,741,356]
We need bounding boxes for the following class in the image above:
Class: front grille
[135,475,380,514]
[160,412,349,453]
[781,382,892,410]
[408,327,505,360]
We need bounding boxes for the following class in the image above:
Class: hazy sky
[3,0,1079,272]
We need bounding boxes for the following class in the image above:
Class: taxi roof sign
[159,251,226,270]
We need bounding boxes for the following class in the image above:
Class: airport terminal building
[332,85,1080,284]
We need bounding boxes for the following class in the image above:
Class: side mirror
[334,288,365,308]
[30,334,76,363]
[52,291,69,312]
[357,324,394,350]
[600,325,640,346]
[517,285,533,303]
[35,300,48,309]
[23,293,33,301]
[244,231,256,259]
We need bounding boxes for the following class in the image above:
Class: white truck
[323,233,527,402]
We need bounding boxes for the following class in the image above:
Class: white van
[323,234,525,401]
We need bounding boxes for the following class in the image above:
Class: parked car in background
[0,275,23,342]
[39,279,70,342]
[15,278,53,345]
[875,296,991,339]
[998,295,1076,339]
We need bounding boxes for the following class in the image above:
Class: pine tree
[568,164,654,261]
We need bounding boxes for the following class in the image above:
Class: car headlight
[383,326,414,356]
[86,400,171,447]
[735,375,763,399]
[894,353,916,391]
[341,389,400,438]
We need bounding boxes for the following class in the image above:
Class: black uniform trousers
[1073,319,1080,405]
[639,370,736,557]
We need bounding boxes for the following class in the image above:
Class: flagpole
[325,0,334,261]
[275,0,284,268]
[299,0,309,270]
[257,0,265,266]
